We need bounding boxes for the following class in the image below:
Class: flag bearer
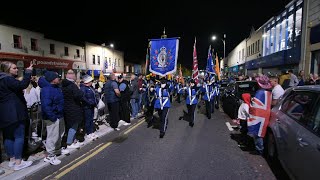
[154,79,171,138]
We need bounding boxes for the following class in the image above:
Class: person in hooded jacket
[39,71,68,165]
[61,69,84,150]
[154,79,171,138]
[80,75,99,140]
[0,61,33,171]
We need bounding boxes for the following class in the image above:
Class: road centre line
[123,118,145,135]
[54,142,113,179]
[43,143,104,180]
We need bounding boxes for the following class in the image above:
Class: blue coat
[80,84,98,109]
[175,83,184,94]
[39,77,64,122]
[0,70,32,128]
[154,87,170,109]
[201,84,215,101]
[185,87,198,105]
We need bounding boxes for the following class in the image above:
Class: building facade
[85,42,124,77]
[303,0,320,75]
[227,39,247,76]
[0,24,86,78]
[226,0,305,77]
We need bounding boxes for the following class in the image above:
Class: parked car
[266,85,320,180]
[218,79,229,99]
[221,81,259,119]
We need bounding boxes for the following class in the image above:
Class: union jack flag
[248,89,272,138]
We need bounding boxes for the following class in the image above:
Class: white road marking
[225,122,234,131]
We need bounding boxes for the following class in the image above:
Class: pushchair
[26,102,43,153]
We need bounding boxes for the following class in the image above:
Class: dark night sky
[1,0,292,69]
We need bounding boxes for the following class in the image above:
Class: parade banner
[149,38,179,76]
[206,45,215,75]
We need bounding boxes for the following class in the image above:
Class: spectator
[137,73,143,112]
[314,74,320,85]
[298,70,305,86]
[279,70,290,86]
[105,74,121,130]
[80,75,99,140]
[288,69,299,87]
[118,75,131,126]
[270,76,285,107]
[306,73,315,85]
[24,83,39,108]
[0,61,33,170]
[61,70,84,150]
[40,71,68,165]
[130,74,139,119]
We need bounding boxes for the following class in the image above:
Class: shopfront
[310,24,320,75]
[0,52,86,78]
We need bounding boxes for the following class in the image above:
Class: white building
[227,39,247,75]
[85,42,124,76]
[302,0,320,75]
[0,24,86,78]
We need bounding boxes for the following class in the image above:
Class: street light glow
[110,43,114,48]
[211,36,217,41]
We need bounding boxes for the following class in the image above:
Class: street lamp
[211,34,226,60]
[110,43,114,48]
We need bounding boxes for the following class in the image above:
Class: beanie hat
[44,71,59,82]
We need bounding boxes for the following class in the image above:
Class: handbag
[97,98,105,110]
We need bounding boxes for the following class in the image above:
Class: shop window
[109,58,111,68]
[118,59,120,67]
[295,8,302,43]
[287,14,294,49]
[13,35,22,49]
[270,27,274,54]
[50,44,55,54]
[92,55,96,64]
[280,18,287,51]
[64,47,69,56]
[275,23,281,52]
[98,56,100,65]
[76,49,80,57]
[242,49,244,60]
[257,40,260,52]
[31,38,38,51]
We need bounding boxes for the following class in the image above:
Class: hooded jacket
[39,77,64,122]
[0,70,32,128]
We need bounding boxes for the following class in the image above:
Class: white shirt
[272,84,285,100]
[238,103,249,120]
[24,88,39,108]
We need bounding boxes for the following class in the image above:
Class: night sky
[2,0,292,69]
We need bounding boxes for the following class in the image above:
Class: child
[237,93,251,147]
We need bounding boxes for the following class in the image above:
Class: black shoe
[179,117,183,120]
[189,122,194,127]
[160,132,165,138]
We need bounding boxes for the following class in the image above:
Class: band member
[175,81,184,103]
[179,79,198,127]
[146,83,156,128]
[201,78,214,119]
[154,79,171,138]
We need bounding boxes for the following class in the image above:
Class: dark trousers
[108,102,120,129]
[157,108,169,133]
[170,94,173,103]
[146,105,154,125]
[240,119,249,145]
[205,100,212,119]
[177,94,181,103]
[120,100,130,123]
[211,100,215,113]
[187,104,197,123]
[84,108,94,135]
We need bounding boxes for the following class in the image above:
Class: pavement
[0,114,145,180]
[24,101,287,180]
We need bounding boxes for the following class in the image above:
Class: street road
[28,102,287,180]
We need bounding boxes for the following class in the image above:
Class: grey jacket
[130,77,139,99]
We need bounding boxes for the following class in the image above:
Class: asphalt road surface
[28,102,288,180]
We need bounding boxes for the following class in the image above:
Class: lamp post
[211,34,226,60]
[108,43,115,72]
